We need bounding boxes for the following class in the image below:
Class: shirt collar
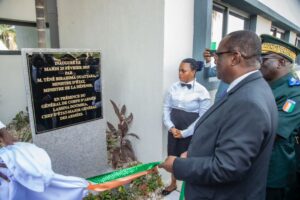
[269,73,292,89]
[227,70,258,92]
[180,79,196,85]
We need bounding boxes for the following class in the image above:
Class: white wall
[0,55,27,124]
[256,15,272,36]
[0,0,35,21]
[57,0,165,163]
[259,0,300,27]
[289,31,297,44]
[163,0,194,156]
[0,0,36,124]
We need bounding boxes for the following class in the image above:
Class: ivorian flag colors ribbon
[86,162,161,192]
[179,182,185,200]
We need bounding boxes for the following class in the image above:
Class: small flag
[282,99,296,113]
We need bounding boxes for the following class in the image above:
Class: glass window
[296,36,300,48]
[211,5,248,51]
[270,26,285,40]
[0,21,51,53]
[228,13,245,34]
[211,9,224,50]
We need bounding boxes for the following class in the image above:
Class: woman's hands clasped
[170,127,182,139]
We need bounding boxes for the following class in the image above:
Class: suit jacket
[173,71,278,200]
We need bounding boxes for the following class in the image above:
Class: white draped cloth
[0,142,88,200]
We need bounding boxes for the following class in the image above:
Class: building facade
[1,0,300,165]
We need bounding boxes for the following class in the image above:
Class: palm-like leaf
[122,139,136,161]
[121,105,126,115]
[126,133,140,140]
[107,122,117,133]
[125,113,133,124]
[110,100,122,121]
[106,100,139,168]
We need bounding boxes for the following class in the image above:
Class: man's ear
[231,52,241,66]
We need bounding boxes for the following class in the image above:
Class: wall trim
[222,0,300,34]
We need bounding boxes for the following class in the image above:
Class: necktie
[181,83,192,89]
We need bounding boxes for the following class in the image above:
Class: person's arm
[276,95,300,139]
[205,64,217,77]
[180,99,211,138]
[163,89,175,131]
[0,163,9,182]
[173,100,270,185]
[203,49,217,77]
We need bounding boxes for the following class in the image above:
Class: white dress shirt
[227,70,258,92]
[0,142,88,200]
[163,79,211,138]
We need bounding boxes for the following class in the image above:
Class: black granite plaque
[26,52,102,134]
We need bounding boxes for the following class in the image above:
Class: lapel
[194,71,263,130]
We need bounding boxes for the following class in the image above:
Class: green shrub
[84,162,163,200]
[1,111,32,147]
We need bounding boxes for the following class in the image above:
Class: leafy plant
[0,24,17,50]
[0,111,32,147]
[106,100,140,169]
[84,161,164,200]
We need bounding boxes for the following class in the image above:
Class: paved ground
[163,190,180,200]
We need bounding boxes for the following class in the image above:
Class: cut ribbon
[87,162,161,192]
[179,182,185,200]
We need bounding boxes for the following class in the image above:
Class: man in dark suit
[159,30,278,200]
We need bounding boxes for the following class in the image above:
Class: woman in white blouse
[162,58,211,195]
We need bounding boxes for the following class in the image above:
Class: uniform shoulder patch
[288,77,300,86]
[282,99,296,113]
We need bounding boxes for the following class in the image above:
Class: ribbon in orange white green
[86,162,161,192]
[179,181,185,200]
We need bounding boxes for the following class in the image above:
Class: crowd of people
[160,30,300,200]
[1,30,300,200]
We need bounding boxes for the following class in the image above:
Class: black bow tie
[181,83,192,89]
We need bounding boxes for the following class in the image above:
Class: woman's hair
[181,58,202,71]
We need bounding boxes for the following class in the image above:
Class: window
[0,20,51,54]
[211,4,249,50]
[296,36,300,48]
[228,13,245,34]
[270,26,285,40]
[211,9,224,50]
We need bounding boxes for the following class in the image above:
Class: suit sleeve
[204,62,217,78]
[173,100,272,185]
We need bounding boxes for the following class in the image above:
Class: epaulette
[288,77,300,86]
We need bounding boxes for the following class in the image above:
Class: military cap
[261,34,300,62]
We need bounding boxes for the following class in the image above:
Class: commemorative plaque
[26,51,102,134]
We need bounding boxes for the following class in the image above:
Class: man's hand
[203,49,212,63]
[158,156,177,173]
[180,151,188,158]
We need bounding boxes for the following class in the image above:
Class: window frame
[270,25,286,40]
[0,19,49,55]
[295,36,300,48]
[213,2,250,38]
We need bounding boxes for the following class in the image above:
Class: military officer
[260,34,300,200]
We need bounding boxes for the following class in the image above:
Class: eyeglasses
[214,50,260,60]
[214,51,236,57]
[260,57,282,64]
